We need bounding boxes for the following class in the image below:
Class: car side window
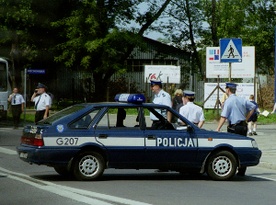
[96,107,141,129]
[70,109,100,129]
[145,107,187,130]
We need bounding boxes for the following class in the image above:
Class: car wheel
[72,151,105,181]
[206,150,237,181]
[54,166,71,177]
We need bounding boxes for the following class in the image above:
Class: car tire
[54,165,71,177]
[72,151,105,181]
[206,150,237,181]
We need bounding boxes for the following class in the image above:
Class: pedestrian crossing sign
[220,38,242,63]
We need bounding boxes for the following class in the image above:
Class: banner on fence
[204,83,254,109]
[144,65,181,84]
[206,46,255,78]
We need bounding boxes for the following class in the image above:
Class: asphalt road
[1,123,276,205]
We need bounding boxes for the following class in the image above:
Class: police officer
[149,80,172,128]
[31,83,51,124]
[8,87,25,129]
[216,82,256,176]
[216,82,256,135]
[178,90,205,128]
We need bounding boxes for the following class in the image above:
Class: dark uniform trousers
[35,110,47,124]
[227,121,248,136]
[227,120,248,176]
[11,104,22,127]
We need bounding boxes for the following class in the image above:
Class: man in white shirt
[8,87,25,128]
[179,90,205,128]
[149,80,172,128]
[31,83,51,124]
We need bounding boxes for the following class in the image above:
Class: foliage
[257,75,275,109]
[0,0,275,99]
[152,0,275,78]
[108,77,144,100]
[51,0,172,101]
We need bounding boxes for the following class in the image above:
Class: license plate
[19,152,28,158]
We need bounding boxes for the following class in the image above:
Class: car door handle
[98,134,108,139]
[147,135,156,140]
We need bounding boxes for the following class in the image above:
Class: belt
[36,110,46,112]
[230,121,246,127]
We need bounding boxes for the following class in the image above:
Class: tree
[242,0,276,74]
[157,0,275,80]
[0,0,72,87]
[155,0,205,78]
[0,0,35,87]
[53,0,172,101]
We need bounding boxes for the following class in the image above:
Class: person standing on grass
[8,87,25,129]
[31,83,51,124]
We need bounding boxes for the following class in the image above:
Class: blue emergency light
[114,93,146,103]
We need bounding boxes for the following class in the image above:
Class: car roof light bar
[114,93,146,103]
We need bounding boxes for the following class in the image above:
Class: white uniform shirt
[9,94,25,105]
[179,102,205,124]
[33,93,51,111]
[150,89,171,120]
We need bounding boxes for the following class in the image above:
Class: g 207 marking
[56,137,79,146]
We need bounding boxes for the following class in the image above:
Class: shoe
[248,132,253,136]
[253,131,257,135]
[237,167,247,176]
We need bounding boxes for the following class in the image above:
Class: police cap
[225,82,237,89]
[37,83,47,89]
[150,80,162,86]
[183,90,195,97]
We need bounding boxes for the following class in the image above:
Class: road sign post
[220,38,242,81]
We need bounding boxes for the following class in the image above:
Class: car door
[94,107,146,168]
[143,106,199,167]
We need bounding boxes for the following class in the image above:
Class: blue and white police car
[17,94,261,181]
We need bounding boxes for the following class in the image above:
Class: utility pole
[274,26,276,103]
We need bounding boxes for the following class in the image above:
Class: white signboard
[204,83,254,109]
[144,65,180,84]
[206,46,255,78]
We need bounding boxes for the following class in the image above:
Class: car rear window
[38,105,86,125]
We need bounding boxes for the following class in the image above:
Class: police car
[17,93,261,181]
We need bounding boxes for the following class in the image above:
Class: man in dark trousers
[216,82,256,176]
[8,87,25,129]
[31,83,51,124]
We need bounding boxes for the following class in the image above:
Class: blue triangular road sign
[220,38,242,63]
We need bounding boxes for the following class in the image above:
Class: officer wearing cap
[149,80,172,128]
[178,90,205,128]
[216,82,256,134]
[216,82,256,176]
[31,83,52,124]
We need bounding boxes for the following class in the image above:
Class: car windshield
[38,105,86,125]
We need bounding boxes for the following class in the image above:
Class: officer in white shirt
[149,80,172,128]
[178,90,205,128]
[31,83,51,124]
[8,87,25,128]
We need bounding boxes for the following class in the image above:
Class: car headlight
[251,140,258,148]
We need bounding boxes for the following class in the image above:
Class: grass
[204,109,276,124]
[6,107,276,125]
